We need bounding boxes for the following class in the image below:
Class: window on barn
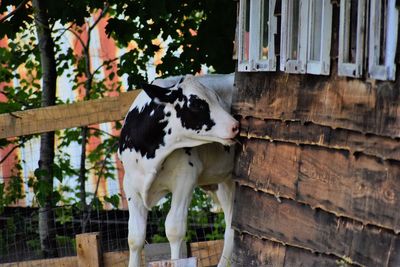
[238,0,277,72]
[306,0,332,75]
[238,0,251,71]
[280,0,307,73]
[338,0,366,78]
[280,0,332,75]
[368,0,398,81]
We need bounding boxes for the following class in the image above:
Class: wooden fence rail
[0,90,141,139]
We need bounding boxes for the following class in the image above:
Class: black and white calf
[118,74,238,267]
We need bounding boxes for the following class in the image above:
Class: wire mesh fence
[0,192,225,264]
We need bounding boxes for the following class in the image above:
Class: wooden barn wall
[231,3,400,267]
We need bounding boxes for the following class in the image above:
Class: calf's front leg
[165,180,197,259]
[165,163,199,259]
[216,178,235,267]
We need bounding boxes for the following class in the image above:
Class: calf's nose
[231,121,240,136]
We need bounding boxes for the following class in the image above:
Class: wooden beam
[0,90,140,139]
[232,185,400,267]
[234,72,400,138]
[234,139,400,233]
[76,232,102,267]
[240,117,400,161]
[233,232,348,267]
[0,256,77,267]
[0,251,133,267]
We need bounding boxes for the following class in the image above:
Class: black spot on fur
[184,147,192,156]
[128,198,131,201]
[142,85,184,104]
[168,128,172,135]
[176,95,215,131]
[188,161,194,167]
[166,112,171,117]
[119,102,168,159]
[164,87,184,103]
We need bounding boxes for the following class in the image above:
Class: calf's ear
[141,83,182,104]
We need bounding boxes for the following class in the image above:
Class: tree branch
[92,141,118,202]
[53,24,74,42]
[87,126,117,138]
[84,139,117,218]
[53,27,87,50]
[91,57,119,77]
[0,0,30,23]
[0,140,26,165]
[89,2,109,32]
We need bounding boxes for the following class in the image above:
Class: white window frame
[368,0,398,81]
[255,0,277,71]
[238,0,252,71]
[238,0,277,72]
[338,0,366,78]
[280,0,308,73]
[238,0,251,71]
[281,0,332,75]
[306,0,332,75]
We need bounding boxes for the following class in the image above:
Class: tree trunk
[79,40,92,233]
[79,125,89,233]
[32,0,58,258]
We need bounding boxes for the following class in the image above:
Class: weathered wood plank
[240,116,400,161]
[0,90,140,139]
[190,240,223,267]
[232,185,400,267]
[233,72,400,138]
[232,232,352,267]
[0,256,77,267]
[76,232,102,267]
[0,251,139,267]
[103,251,130,267]
[234,139,400,233]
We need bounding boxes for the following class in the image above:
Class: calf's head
[143,76,239,147]
[119,76,239,160]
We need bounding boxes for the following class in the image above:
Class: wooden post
[76,232,103,267]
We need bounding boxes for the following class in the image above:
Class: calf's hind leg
[126,190,148,267]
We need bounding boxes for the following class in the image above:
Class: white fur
[120,74,237,267]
